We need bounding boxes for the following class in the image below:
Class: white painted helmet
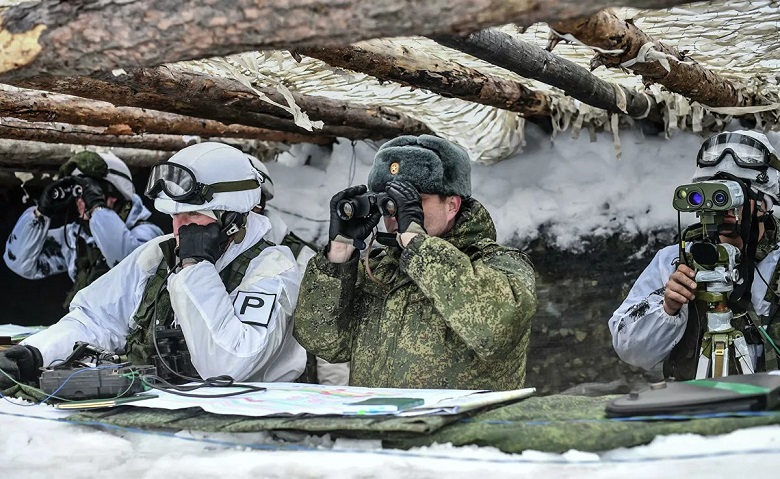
[692,130,780,204]
[246,154,274,201]
[59,151,135,200]
[148,142,263,215]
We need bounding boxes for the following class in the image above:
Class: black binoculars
[336,192,397,221]
[51,183,83,201]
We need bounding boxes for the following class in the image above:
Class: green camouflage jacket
[294,198,537,390]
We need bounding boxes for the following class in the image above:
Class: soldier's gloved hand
[386,181,426,237]
[73,176,107,212]
[37,177,76,217]
[0,345,43,390]
[177,222,223,265]
[329,185,381,250]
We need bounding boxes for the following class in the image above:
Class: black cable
[149,262,265,397]
[140,374,265,398]
[347,140,357,187]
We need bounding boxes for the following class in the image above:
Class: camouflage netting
[63,394,780,454]
[1,1,778,163]
[166,0,780,163]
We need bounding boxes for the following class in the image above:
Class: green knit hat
[367,135,471,197]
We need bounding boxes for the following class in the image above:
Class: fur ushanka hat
[367,135,471,197]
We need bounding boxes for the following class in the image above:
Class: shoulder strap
[220,239,274,293]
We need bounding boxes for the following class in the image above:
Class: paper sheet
[128,382,535,417]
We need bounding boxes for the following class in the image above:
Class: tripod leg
[696,346,711,379]
[712,335,729,377]
[733,336,754,374]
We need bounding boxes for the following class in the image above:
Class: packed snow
[2,397,780,478]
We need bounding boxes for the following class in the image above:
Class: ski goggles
[697,133,780,170]
[145,162,260,205]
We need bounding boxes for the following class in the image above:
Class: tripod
[694,261,754,379]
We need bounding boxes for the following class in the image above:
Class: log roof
[0,0,778,164]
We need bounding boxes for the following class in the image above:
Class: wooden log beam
[0,139,170,168]
[549,10,750,107]
[12,67,430,140]
[0,117,207,151]
[433,29,663,124]
[299,41,551,117]
[0,0,695,81]
[0,85,334,144]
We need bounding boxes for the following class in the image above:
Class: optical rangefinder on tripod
[673,179,753,378]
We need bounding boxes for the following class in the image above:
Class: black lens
[337,199,356,221]
[688,191,704,207]
[337,195,372,221]
[712,190,728,206]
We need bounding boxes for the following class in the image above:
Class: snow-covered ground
[3,397,780,478]
[268,124,780,251]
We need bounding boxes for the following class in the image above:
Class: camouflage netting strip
[64,395,780,453]
[1,384,48,403]
[397,395,780,453]
[67,407,457,437]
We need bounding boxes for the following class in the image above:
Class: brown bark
[550,10,751,107]
[0,0,693,81]
[300,41,551,117]
[433,29,663,124]
[0,117,209,151]
[0,85,334,144]
[0,139,170,168]
[12,66,430,140]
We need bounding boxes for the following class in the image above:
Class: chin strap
[717,174,762,312]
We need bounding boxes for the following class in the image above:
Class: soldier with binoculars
[293,135,538,390]
[3,151,163,308]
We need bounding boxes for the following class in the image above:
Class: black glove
[0,345,43,390]
[386,181,427,236]
[73,176,107,211]
[329,185,381,250]
[37,177,77,217]
[177,222,224,264]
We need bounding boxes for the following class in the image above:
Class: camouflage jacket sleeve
[293,249,359,363]
[400,234,537,361]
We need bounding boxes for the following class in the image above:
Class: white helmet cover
[153,142,264,215]
[692,130,780,203]
[67,151,135,201]
[245,154,274,201]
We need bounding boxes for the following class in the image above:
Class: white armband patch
[233,291,276,327]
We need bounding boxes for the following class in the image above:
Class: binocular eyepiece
[51,184,83,201]
[336,192,397,221]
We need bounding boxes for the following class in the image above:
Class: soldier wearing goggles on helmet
[609,130,780,379]
[0,142,306,391]
[3,151,163,308]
